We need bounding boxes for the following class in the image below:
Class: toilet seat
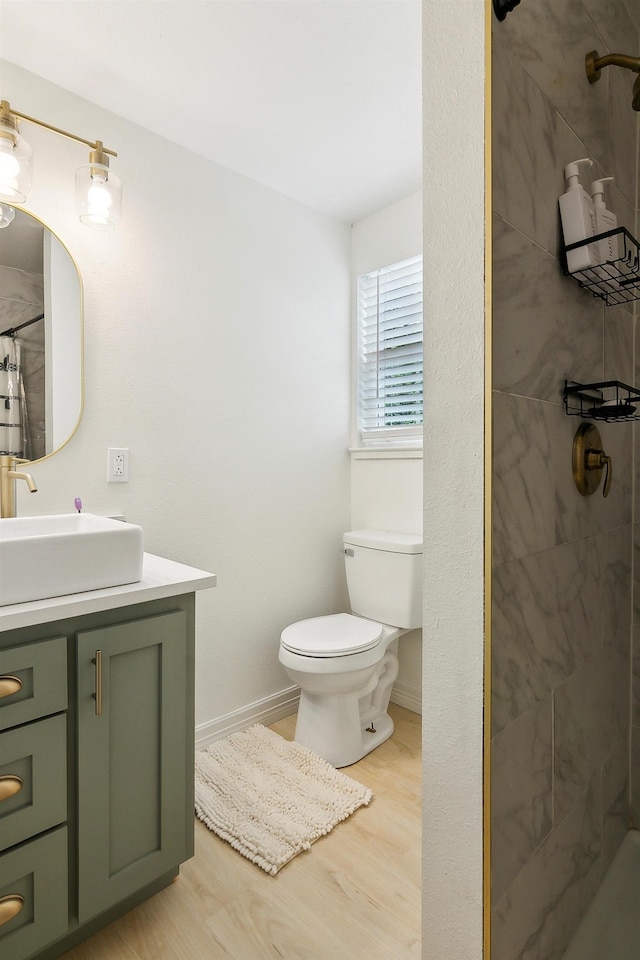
[280,613,383,657]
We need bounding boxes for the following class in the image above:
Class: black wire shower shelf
[563,380,640,422]
[564,227,640,305]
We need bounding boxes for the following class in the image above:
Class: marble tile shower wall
[491,2,638,959]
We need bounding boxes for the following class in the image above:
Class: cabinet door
[76,609,189,923]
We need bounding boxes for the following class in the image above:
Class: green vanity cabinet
[0,592,198,960]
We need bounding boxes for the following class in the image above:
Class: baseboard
[195,686,300,749]
[195,680,421,749]
[390,680,422,715]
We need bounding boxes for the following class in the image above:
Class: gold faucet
[0,455,37,519]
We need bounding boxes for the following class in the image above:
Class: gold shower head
[586,50,640,111]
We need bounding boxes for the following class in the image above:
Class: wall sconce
[0,99,121,229]
[0,202,16,229]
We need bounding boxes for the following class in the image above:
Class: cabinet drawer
[0,714,67,853]
[0,826,68,960]
[0,637,67,731]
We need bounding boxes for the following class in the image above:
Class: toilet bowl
[279,613,401,768]
[279,530,422,768]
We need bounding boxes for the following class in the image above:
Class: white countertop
[0,553,216,632]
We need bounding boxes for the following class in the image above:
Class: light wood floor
[63,703,421,960]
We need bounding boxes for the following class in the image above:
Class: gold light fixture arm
[0,99,122,226]
[0,100,117,157]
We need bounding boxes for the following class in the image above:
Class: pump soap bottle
[559,158,596,273]
[591,177,618,264]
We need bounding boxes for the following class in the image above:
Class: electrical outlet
[107,447,129,483]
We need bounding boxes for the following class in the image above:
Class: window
[356,254,423,447]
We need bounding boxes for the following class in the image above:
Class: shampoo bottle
[559,158,596,273]
[590,177,618,263]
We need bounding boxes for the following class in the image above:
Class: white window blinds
[356,254,423,445]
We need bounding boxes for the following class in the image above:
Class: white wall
[351,191,423,711]
[422,2,486,959]
[4,60,352,731]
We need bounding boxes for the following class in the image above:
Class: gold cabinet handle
[91,650,102,716]
[0,894,24,926]
[0,675,22,699]
[0,775,23,802]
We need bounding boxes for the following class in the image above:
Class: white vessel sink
[0,513,144,607]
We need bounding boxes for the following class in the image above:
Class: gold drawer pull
[0,894,24,926]
[91,650,102,716]
[0,675,22,699]
[0,775,23,801]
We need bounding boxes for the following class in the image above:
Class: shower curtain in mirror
[0,336,31,459]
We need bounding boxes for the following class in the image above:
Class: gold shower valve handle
[572,423,612,498]
[603,453,612,496]
[587,450,612,497]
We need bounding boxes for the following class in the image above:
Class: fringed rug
[194,724,372,875]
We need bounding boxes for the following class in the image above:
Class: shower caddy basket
[563,380,640,422]
[564,226,640,305]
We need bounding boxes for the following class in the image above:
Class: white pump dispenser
[559,158,596,273]
[590,177,618,263]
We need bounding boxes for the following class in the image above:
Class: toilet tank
[343,529,422,630]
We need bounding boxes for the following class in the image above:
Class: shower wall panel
[631,0,640,842]
[633,401,640,819]
[491,2,637,958]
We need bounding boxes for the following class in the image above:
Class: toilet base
[285,638,400,768]
[294,693,395,768]
[359,710,395,759]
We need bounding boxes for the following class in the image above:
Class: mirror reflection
[0,207,82,462]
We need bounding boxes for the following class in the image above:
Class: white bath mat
[194,723,372,875]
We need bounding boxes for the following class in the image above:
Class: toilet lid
[281,613,383,657]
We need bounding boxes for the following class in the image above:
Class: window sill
[349,446,423,460]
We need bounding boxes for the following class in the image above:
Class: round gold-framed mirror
[0,207,83,463]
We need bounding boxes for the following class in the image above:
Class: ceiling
[0,0,423,224]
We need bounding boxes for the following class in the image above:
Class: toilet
[279,529,422,767]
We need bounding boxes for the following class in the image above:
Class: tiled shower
[490,1,640,958]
